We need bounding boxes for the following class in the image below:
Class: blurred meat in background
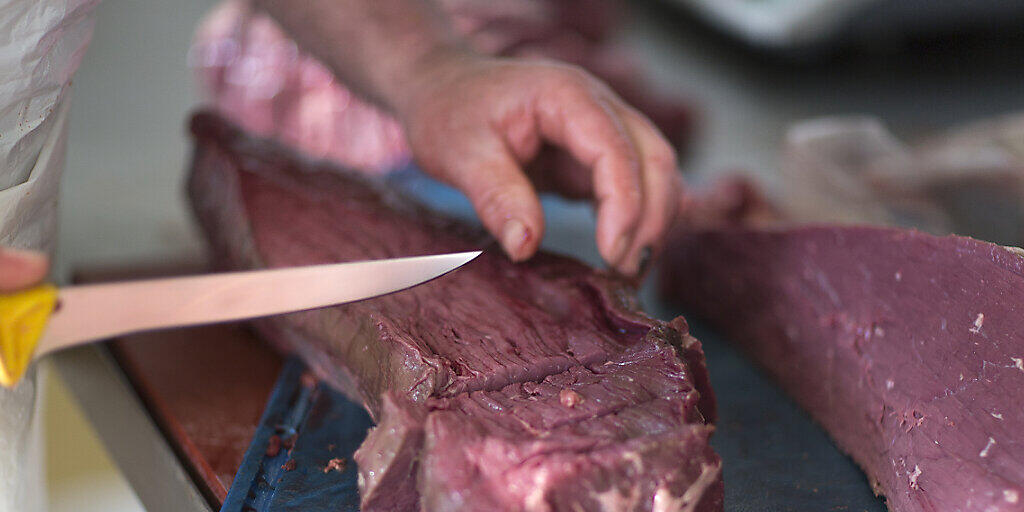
[188,0,697,176]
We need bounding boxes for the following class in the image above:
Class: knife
[0,251,481,388]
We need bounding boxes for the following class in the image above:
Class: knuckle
[648,143,678,171]
[550,65,594,94]
[473,183,528,219]
[602,160,641,193]
[626,188,644,210]
[615,150,644,182]
[607,186,643,220]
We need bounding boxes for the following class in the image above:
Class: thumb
[425,135,545,262]
[0,248,49,293]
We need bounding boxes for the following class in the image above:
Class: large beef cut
[661,224,1024,511]
[187,111,722,511]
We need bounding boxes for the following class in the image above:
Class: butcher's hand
[396,55,682,275]
[256,0,682,275]
[0,248,48,292]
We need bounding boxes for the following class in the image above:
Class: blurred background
[47,0,1024,509]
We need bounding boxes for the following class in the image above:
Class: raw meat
[661,224,1024,511]
[187,112,721,511]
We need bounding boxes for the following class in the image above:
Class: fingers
[421,131,545,261]
[535,72,644,270]
[611,104,683,275]
[400,59,680,273]
[0,248,49,293]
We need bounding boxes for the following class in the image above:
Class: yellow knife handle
[0,284,57,388]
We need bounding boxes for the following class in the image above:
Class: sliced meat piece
[358,339,719,511]
[416,340,720,512]
[188,112,720,511]
[661,224,1024,512]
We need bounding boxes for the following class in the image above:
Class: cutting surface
[111,325,281,503]
[221,358,372,512]
[76,265,284,504]
[107,316,885,511]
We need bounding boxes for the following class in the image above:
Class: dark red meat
[187,112,720,511]
[661,224,1024,511]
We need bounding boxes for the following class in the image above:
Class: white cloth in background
[0,0,98,510]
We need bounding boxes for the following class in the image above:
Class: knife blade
[0,251,481,387]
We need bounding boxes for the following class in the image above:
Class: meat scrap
[188,112,721,511]
[300,371,318,389]
[559,388,584,408]
[661,224,1024,511]
[265,435,281,457]
[280,434,296,451]
[323,458,346,474]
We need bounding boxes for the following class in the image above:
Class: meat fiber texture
[661,223,1024,511]
[188,0,695,175]
[187,112,721,511]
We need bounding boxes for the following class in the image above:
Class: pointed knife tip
[455,250,483,266]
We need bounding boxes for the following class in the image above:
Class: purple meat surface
[187,112,721,511]
[661,224,1024,512]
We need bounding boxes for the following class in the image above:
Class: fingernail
[501,219,530,260]
[637,246,653,275]
[609,234,631,265]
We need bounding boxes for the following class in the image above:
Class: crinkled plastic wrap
[0,1,98,511]
[188,0,696,175]
[1,0,96,194]
[777,113,1024,245]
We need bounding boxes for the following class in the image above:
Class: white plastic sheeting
[0,1,97,510]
